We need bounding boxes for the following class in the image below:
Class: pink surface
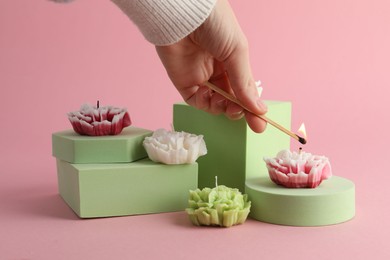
[1,0,389,259]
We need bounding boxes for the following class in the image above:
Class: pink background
[1,0,389,259]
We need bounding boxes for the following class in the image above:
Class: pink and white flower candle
[264,149,332,188]
[263,123,332,188]
[68,103,131,136]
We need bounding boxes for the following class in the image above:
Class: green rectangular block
[56,158,198,218]
[52,126,152,163]
[173,101,291,192]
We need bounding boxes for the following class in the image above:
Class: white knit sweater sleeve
[111,0,217,46]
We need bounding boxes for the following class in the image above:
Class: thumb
[224,42,268,132]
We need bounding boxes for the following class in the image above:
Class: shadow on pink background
[1,0,389,259]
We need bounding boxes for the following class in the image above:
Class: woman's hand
[155,0,267,133]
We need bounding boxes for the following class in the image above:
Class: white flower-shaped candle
[264,149,332,188]
[143,128,207,164]
[68,103,131,136]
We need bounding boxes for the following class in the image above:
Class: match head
[298,136,307,145]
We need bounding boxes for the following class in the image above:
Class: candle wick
[97,100,100,109]
[299,147,302,154]
[215,176,219,196]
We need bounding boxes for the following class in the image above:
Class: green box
[52,126,152,163]
[56,158,198,218]
[173,101,291,192]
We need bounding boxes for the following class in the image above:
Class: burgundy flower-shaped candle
[264,149,332,188]
[68,103,131,136]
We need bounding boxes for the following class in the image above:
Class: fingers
[192,86,267,133]
[224,44,266,112]
[181,78,267,133]
[225,102,245,120]
[195,85,211,111]
[207,65,267,133]
[220,39,267,132]
[191,85,227,115]
[191,68,267,134]
[245,112,267,133]
[207,63,229,115]
[209,92,227,115]
[209,68,244,119]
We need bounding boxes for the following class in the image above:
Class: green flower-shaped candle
[186,185,251,227]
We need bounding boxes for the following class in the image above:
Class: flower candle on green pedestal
[52,127,152,164]
[246,124,355,226]
[68,103,131,136]
[53,103,152,164]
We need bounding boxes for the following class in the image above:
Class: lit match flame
[298,123,307,140]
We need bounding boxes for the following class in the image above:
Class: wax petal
[198,210,211,226]
[209,209,220,225]
[80,120,94,136]
[264,149,332,188]
[92,120,111,136]
[68,104,131,136]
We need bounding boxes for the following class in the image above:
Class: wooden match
[203,81,307,145]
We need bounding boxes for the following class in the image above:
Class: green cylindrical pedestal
[245,176,355,226]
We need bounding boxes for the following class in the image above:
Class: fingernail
[257,99,268,112]
[232,110,244,116]
[230,110,244,120]
[231,106,244,116]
